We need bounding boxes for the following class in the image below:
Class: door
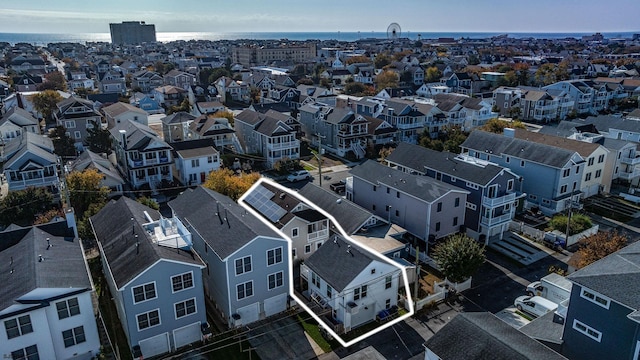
[138,332,170,358]
[173,322,202,349]
[236,302,260,326]
[200,172,206,183]
[264,293,287,317]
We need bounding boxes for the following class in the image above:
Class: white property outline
[238,178,415,347]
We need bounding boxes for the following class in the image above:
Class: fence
[412,278,472,312]
[509,221,545,242]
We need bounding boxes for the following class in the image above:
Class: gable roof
[162,111,196,125]
[102,101,148,118]
[169,187,281,260]
[1,106,38,127]
[350,160,467,203]
[109,119,170,151]
[386,142,507,186]
[91,197,203,289]
[424,312,567,360]
[69,150,124,185]
[513,128,601,157]
[305,235,375,292]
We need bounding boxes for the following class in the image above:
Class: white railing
[618,169,640,180]
[481,212,513,226]
[482,192,516,208]
[267,140,299,150]
[308,229,329,242]
[621,156,640,166]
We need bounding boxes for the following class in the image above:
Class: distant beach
[0,31,637,45]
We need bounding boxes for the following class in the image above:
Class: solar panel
[244,186,286,223]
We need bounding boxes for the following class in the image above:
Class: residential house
[544,80,600,115]
[188,114,241,151]
[130,92,163,114]
[214,76,249,103]
[386,143,523,243]
[169,187,291,327]
[68,150,125,197]
[2,132,59,193]
[97,70,126,95]
[561,241,640,360]
[301,235,402,333]
[193,101,226,117]
[441,72,475,95]
[54,96,104,150]
[492,86,575,122]
[235,109,300,168]
[424,312,567,360]
[163,69,196,90]
[91,197,207,359]
[110,119,173,189]
[152,85,187,108]
[131,70,164,93]
[432,93,495,130]
[461,130,584,215]
[349,160,469,244]
[102,101,149,128]
[9,56,46,74]
[162,112,196,143]
[0,107,40,142]
[12,74,42,92]
[171,139,220,186]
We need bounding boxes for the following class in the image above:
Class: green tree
[137,196,159,210]
[296,78,314,86]
[74,87,98,98]
[38,71,67,91]
[570,230,627,269]
[479,118,526,133]
[0,187,55,226]
[66,168,111,216]
[433,234,486,283]
[50,126,77,158]
[548,213,593,236]
[344,82,366,95]
[441,126,469,153]
[86,121,112,154]
[207,68,232,84]
[203,168,261,201]
[374,53,391,69]
[168,98,191,114]
[32,89,63,122]
[375,70,399,90]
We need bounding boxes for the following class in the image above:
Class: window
[595,169,601,178]
[572,319,602,342]
[386,299,391,309]
[172,272,194,292]
[371,268,376,274]
[576,166,579,174]
[292,248,296,258]
[505,156,510,163]
[451,177,457,182]
[361,285,368,298]
[175,298,196,318]
[373,185,377,191]
[385,275,392,289]
[386,187,390,194]
[10,345,38,360]
[466,182,479,190]
[435,222,441,232]
[563,168,570,177]
[64,120,76,129]
[437,202,442,212]
[395,209,399,217]
[132,282,156,303]
[372,204,376,211]
[385,205,390,212]
[207,156,213,163]
[269,272,284,290]
[4,315,33,339]
[237,281,253,300]
[580,289,610,309]
[292,228,299,237]
[316,242,322,250]
[311,272,320,287]
[56,298,80,319]
[588,157,594,166]
[598,154,605,163]
[62,326,86,347]
[326,284,332,298]
[304,244,311,253]
[74,131,81,139]
[267,247,283,266]
[137,310,160,331]
[454,198,460,207]
[466,202,477,211]
[585,172,592,181]
[354,285,367,300]
[560,185,568,193]
[396,191,400,198]
[453,217,458,226]
[235,256,252,275]
[191,159,200,167]
[507,179,514,191]
[520,160,525,167]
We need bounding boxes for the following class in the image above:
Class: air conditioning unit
[347,301,358,314]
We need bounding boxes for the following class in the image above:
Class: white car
[287,170,311,182]
[514,295,558,318]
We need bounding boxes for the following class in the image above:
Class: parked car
[526,273,572,305]
[514,295,558,318]
[329,179,346,194]
[287,170,311,182]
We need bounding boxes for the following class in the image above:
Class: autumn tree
[375,70,399,90]
[0,187,55,226]
[38,71,67,91]
[50,126,77,158]
[137,196,159,210]
[345,55,371,65]
[433,234,486,283]
[570,230,628,269]
[203,168,261,201]
[86,121,112,154]
[479,118,526,133]
[214,110,235,126]
[32,89,63,122]
[425,66,442,83]
[374,53,391,69]
[66,168,111,216]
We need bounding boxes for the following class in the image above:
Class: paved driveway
[495,307,531,329]
[247,316,320,360]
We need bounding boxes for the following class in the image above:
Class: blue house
[461,129,584,215]
[561,241,640,360]
[386,142,524,243]
[91,197,207,359]
[169,187,291,328]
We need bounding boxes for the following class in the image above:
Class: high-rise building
[232,43,317,66]
[109,21,156,45]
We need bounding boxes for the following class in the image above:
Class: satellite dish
[387,23,401,40]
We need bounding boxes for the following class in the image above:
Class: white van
[514,295,558,318]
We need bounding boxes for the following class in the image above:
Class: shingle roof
[102,101,148,118]
[584,115,640,133]
[350,160,467,203]
[0,220,89,313]
[298,184,373,235]
[513,128,600,157]
[169,187,281,260]
[461,130,580,169]
[91,197,204,289]
[304,235,375,292]
[1,106,38,127]
[162,111,196,125]
[567,240,640,311]
[109,119,170,151]
[424,312,567,360]
[386,142,505,186]
[69,150,124,185]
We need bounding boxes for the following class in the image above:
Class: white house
[102,101,150,128]
[171,139,221,186]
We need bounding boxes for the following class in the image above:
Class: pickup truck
[329,180,346,194]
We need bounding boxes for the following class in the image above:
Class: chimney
[119,129,127,150]
[65,208,79,238]
[503,127,515,138]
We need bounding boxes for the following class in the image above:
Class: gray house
[461,129,584,215]
[386,143,524,243]
[349,160,469,246]
[169,187,291,328]
[91,197,207,359]
[561,240,640,360]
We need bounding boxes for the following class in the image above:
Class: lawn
[196,333,258,360]
[297,314,340,353]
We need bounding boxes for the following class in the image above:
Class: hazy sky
[0,0,638,34]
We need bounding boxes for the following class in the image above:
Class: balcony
[396,121,425,130]
[620,156,640,166]
[618,169,640,180]
[267,140,299,151]
[308,229,329,242]
[482,192,517,208]
[337,129,369,137]
[8,175,59,190]
[481,212,513,226]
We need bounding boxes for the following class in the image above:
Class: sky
[0,0,638,34]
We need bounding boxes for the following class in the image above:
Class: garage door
[139,332,170,358]
[173,322,202,349]
[264,293,287,317]
[236,302,260,326]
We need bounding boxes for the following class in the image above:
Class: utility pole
[565,198,572,247]
[316,133,326,186]
[414,245,421,308]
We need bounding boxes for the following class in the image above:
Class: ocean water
[0,31,637,45]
